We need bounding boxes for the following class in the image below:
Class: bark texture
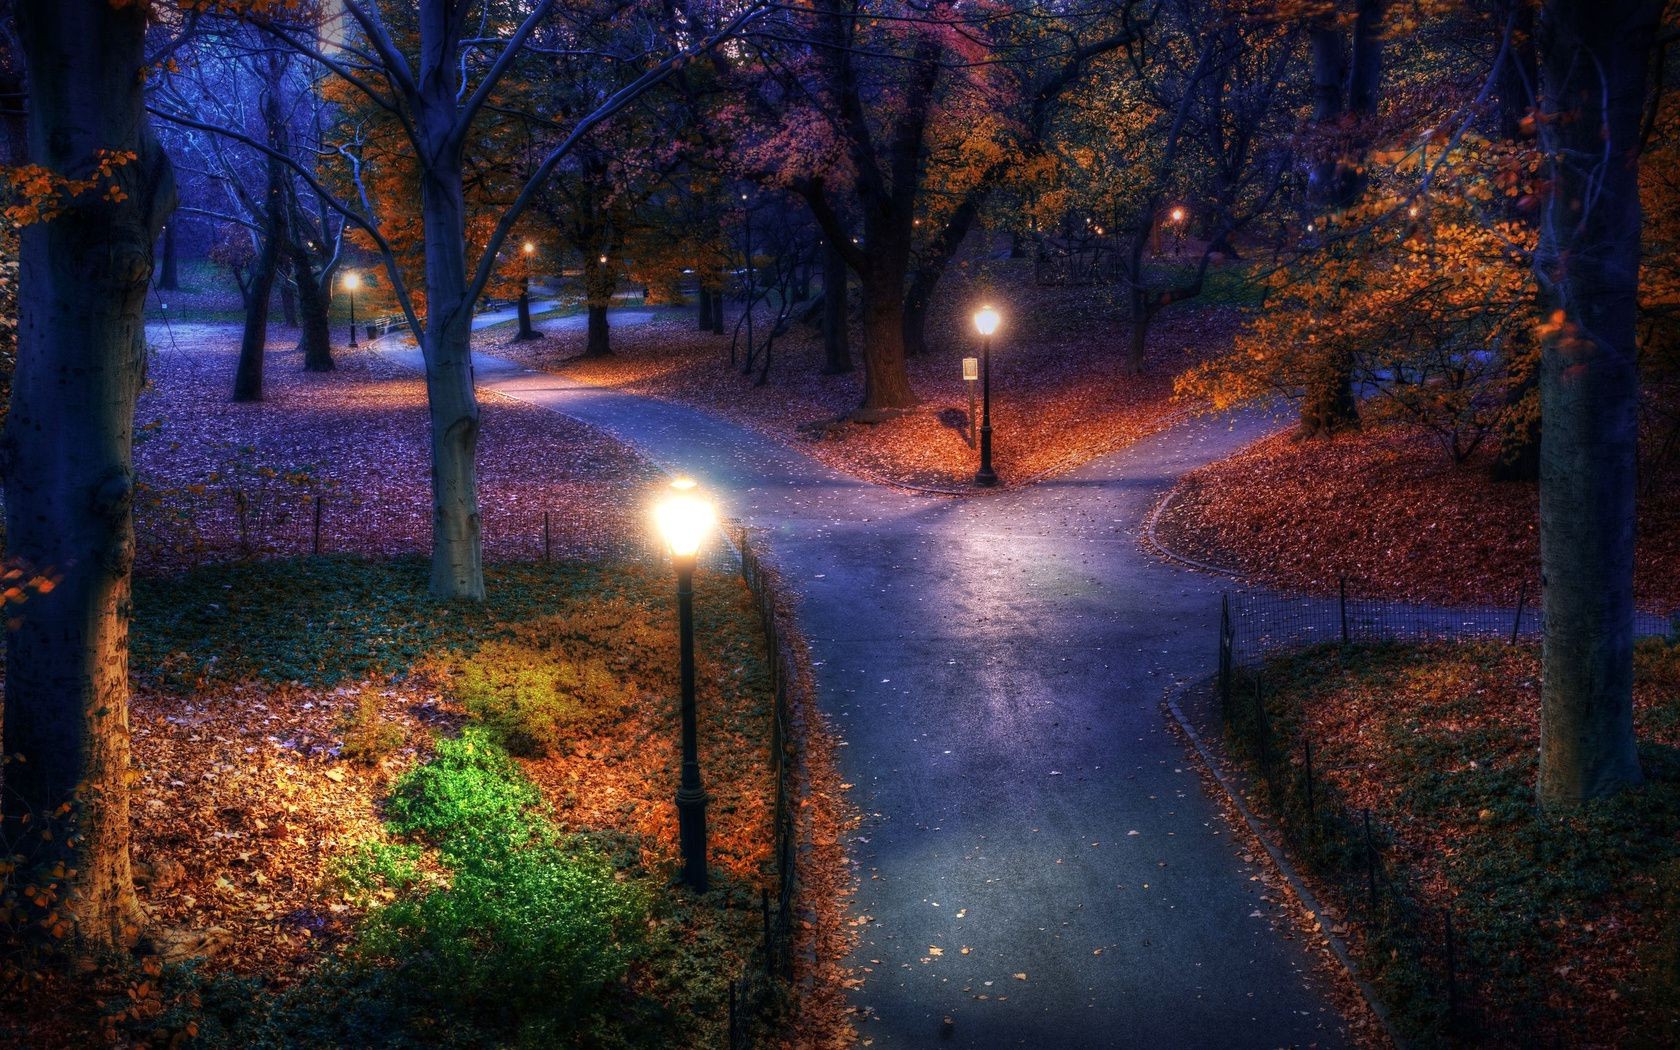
[820,241,852,374]
[3,0,172,950]
[1534,0,1658,806]
[293,251,334,372]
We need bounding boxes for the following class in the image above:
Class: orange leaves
[1,150,139,227]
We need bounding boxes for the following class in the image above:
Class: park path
[384,311,1352,1048]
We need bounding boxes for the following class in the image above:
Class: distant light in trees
[1170,206,1186,223]
[1407,205,1419,219]
[523,241,535,255]
[343,271,361,292]
[599,254,608,264]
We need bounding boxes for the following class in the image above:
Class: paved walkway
[384,311,1351,1047]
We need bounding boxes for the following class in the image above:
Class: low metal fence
[1212,581,1677,1039]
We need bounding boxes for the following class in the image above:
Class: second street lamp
[343,271,361,348]
[973,305,1002,486]
[655,478,715,892]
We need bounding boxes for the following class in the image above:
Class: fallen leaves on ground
[1155,425,1679,612]
[489,266,1238,490]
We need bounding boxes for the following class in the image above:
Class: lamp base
[974,468,999,487]
[675,786,709,892]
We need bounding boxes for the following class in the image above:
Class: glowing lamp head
[343,272,361,292]
[656,478,713,561]
[523,241,536,255]
[1407,205,1419,219]
[599,254,608,265]
[1170,206,1186,223]
[973,305,1001,338]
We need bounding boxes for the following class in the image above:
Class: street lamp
[654,477,715,892]
[343,271,361,348]
[973,305,1001,486]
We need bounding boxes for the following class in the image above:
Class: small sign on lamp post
[962,356,979,446]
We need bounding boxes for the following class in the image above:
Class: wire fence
[1221,576,1678,673]
[130,487,658,575]
[725,526,802,1049]
[1212,581,1678,1040]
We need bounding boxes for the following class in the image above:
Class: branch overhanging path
[367,303,1355,1046]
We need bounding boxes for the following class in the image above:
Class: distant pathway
[385,309,1352,1047]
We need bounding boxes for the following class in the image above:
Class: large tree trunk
[278,275,297,327]
[710,290,724,334]
[821,241,852,374]
[158,220,179,291]
[856,269,916,420]
[3,0,170,951]
[1534,0,1657,807]
[698,283,714,330]
[414,2,484,601]
[294,251,334,372]
[232,235,280,401]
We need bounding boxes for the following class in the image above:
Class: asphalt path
[382,308,1352,1048]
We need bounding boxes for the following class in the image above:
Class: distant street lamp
[343,271,361,347]
[654,478,715,892]
[973,305,1001,486]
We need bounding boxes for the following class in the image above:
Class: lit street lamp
[343,271,361,348]
[655,478,715,892]
[973,305,1001,486]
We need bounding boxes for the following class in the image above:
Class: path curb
[1141,484,1245,577]
[1163,684,1404,1050]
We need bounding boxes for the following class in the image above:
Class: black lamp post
[656,477,714,891]
[345,271,360,348]
[973,305,1001,486]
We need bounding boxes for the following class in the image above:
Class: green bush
[337,691,406,766]
[455,640,597,756]
[383,728,549,863]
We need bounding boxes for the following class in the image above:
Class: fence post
[1363,808,1378,909]
[1254,674,1270,773]
[312,494,325,556]
[543,511,552,564]
[1339,577,1350,645]
[1510,580,1527,645]
[235,488,251,557]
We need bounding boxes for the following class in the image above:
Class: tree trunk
[585,304,610,357]
[294,251,334,372]
[579,253,613,357]
[232,233,280,401]
[856,270,916,419]
[821,241,852,374]
[1533,0,1657,807]
[158,221,179,291]
[710,290,724,335]
[278,275,297,327]
[3,0,169,951]
[1127,288,1149,375]
[515,283,541,341]
[1299,364,1360,438]
[698,284,714,330]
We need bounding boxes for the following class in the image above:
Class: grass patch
[1226,640,1680,1046]
[94,554,780,1047]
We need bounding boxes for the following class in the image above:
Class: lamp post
[962,355,979,447]
[973,305,1001,486]
[655,478,715,892]
[343,271,360,347]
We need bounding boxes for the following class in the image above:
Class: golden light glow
[599,254,609,264]
[973,305,1001,338]
[655,478,714,560]
[1170,206,1186,223]
[343,272,361,292]
[523,241,536,254]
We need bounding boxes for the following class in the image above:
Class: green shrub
[328,841,425,909]
[455,639,596,756]
[360,843,647,1040]
[383,728,549,864]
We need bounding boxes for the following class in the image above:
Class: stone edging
[1141,484,1244,577]
[1163,684,1405,1050]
